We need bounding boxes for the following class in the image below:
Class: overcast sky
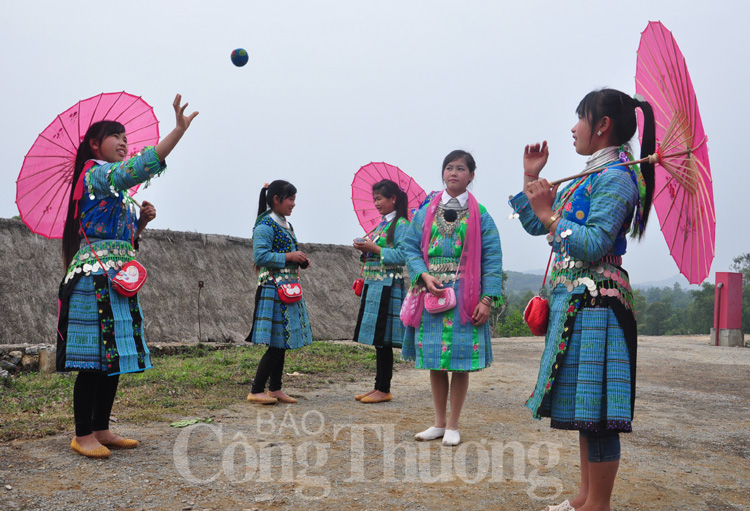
[2,0,746,286]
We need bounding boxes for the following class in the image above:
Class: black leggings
[73,372,120,437]
[374,346,393,393]
[252,347,286,393]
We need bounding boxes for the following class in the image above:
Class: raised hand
[172,94,199,133]
[154,94,199,161]
[523,141,549,177]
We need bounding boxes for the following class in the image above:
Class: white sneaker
[414,426,445,441]
[442,429,460,446]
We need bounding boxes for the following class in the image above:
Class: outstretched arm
[154,94,199,161]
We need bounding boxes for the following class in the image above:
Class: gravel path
[1,336,748,511]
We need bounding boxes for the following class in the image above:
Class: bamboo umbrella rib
[26,174,68,233]
[693,160,717,223]
[98,92,126,123]
[16,159,72,183]
[635,76,671,123]
[668,188,689,256]
[661,28,686,116]
[112,95,144,125]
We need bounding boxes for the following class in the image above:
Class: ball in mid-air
[231,48,248,67]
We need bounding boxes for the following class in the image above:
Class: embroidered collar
[583,146,622,173]
[270,211,290,229]
[441,189,469,208]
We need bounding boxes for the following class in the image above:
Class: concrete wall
[0,218,365,345]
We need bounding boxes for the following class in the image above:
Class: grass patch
[0,341,404,442]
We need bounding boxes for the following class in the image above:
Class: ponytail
[576,88,657,238]
[256,180,297,220]
[257,183,270,218]
[634,97,656,237]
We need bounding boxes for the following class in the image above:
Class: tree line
[492,253,750,338]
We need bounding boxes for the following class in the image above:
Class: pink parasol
[635,21,715,284]
[15,92,160,239]
[351,161,426,234]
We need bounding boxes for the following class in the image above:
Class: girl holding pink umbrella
[57,94,198,458]
[510,89,656,511]
[351,179,410,404]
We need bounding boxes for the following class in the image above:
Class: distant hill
[504,270,544,294]
[504,269,702,294]
[631,275,702,291]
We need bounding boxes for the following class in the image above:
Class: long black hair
[61,120,126,268]
[257,180,297,217]
[371,179,408,245]
[576,89,656,238]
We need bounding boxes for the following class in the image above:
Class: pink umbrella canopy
[351,162,426,234]
[636,21,715,284]
[15,92,160,239]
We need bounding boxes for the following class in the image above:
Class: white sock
[442,429,460,446]
[415,426,445,441]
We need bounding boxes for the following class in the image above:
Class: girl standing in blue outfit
[510,89,655,511]
[352,179,409,404]
[58,95,198,458]
[247,180,313,405]
[401,150,503,447]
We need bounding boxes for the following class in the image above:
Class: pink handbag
[424,287,457,313]
[399,287,426,327]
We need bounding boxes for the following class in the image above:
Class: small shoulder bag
[269,273,303,304]
[523,248,553,336]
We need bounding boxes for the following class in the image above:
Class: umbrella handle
[549,157,649,186]
[549,140,706,187]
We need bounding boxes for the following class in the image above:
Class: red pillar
[714,272,743,346]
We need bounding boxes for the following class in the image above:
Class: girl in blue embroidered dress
[510,89,656,511]
[58,95,198,458]
[247,180,313,405]
[352,179,409,404]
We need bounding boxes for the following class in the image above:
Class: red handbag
[352,278,364,297]
[524,295,550,336]
[80,219,146,297]
[524,248,553,336]
[270,274,303,304]
[352,259,366,297]
[111,260,147,297]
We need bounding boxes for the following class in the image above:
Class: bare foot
[267,390,294,401]
[75,433,106,451]
[355,389,377,400]
[368,390,390,400]
[569,494,588,509]
[93,429,126,444]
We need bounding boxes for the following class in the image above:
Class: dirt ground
[1,335,748,511]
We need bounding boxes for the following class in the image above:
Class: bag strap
[267,270,298,288]
[541,247,554,291]
[79,218,120,287]
[78,207,136,287]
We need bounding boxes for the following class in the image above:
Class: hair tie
[263,182,269,189]
[633,93,645,105]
